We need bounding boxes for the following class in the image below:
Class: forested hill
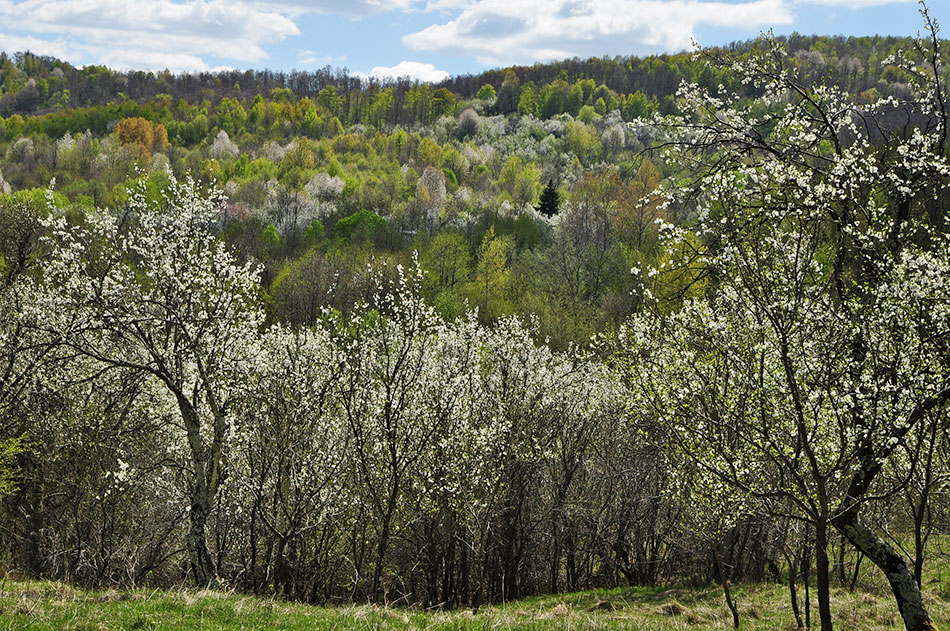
[0,33,938,124]
[0,32,947,348]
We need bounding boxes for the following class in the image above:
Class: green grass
[1,578,949,630]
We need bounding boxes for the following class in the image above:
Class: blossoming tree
[43,177,265,587]
[622,12,950,631]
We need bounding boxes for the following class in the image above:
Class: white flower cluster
[13,182,622,586]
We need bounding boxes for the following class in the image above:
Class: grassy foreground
[2,578,950,630]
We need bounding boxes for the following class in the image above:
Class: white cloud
[796,0,912,6]
[404,0,795,65]
[96,50,217,73]
[0,32,74,61]
[0,0,435,73]
[423,0,477,9]
[250,0,415,16]
[298,50,348,66]
[362,60,450,82]
[0,0,300,71]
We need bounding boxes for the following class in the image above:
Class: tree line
[1,30,941,124]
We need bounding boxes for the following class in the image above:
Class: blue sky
[0,0,947,81]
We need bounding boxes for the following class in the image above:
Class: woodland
[1,8,950,631]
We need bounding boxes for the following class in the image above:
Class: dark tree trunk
[849,553,863,592]
[837,539,847,585]
[713,543,740,629]
[911,474,932,591]
[802,532,811,630]
[814,520,833,631]
[566,534,578,591]
[914,524,925,590]
[372,489,398,603]
[783,546,804,630]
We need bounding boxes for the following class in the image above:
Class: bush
[333,209,386,243]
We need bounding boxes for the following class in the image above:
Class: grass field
[3,577,950,630]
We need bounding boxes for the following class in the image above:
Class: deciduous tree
[621,16,950,631]
[43,177,265,587]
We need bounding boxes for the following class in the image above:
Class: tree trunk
[912,490,929,590]
[187,499,218,588]
[372,522,390,603]
[783,546,804,630]
[832,511,937,631]
[914,525,925,590]
[566,534,578,591]
[849,553,863,593]
[248,501,259,593]
[802,532,811,630]
[837,539,847,585]
[372,489,398,603]
[713,542,740,629]
[178,396,223,589]
[814,520,833,631]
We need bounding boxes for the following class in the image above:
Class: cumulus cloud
[423,0,477,9]
[0,0,435,72]
[0,32,73,61]
[363,60,450,82]
[97,50,234,73]
[251,0,415,16]
[404,0,794,65]
[298,50,348,66]
[797,0,912,6]
[0,0,915,76]
[0,0,300,71]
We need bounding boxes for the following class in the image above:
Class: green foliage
[416,136,442,168]
[216,97,247,137]
[497,156,541,207]
[421,231,471,290]
[261,223,280,249]
[302,218,326,248]
[476,83,496,101]
[0,435,24,496]
[333,209,386,243]
[517,83,537,116]
[649,229,707,312]
[441,167,458,190]
[0,32,933,347]
[4,27,950,624]
[467,226,514,320]
[577,104,600,123]
[3,114,24,138]
[563,120,600,164]
[73,194,95,210]
[181,112,210,145]
[1,187,68,210]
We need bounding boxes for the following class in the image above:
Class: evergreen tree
[536,179,559,217]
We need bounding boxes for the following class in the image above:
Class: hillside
[1,34,943,345]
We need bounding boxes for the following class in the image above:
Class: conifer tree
[537,179,560,217]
